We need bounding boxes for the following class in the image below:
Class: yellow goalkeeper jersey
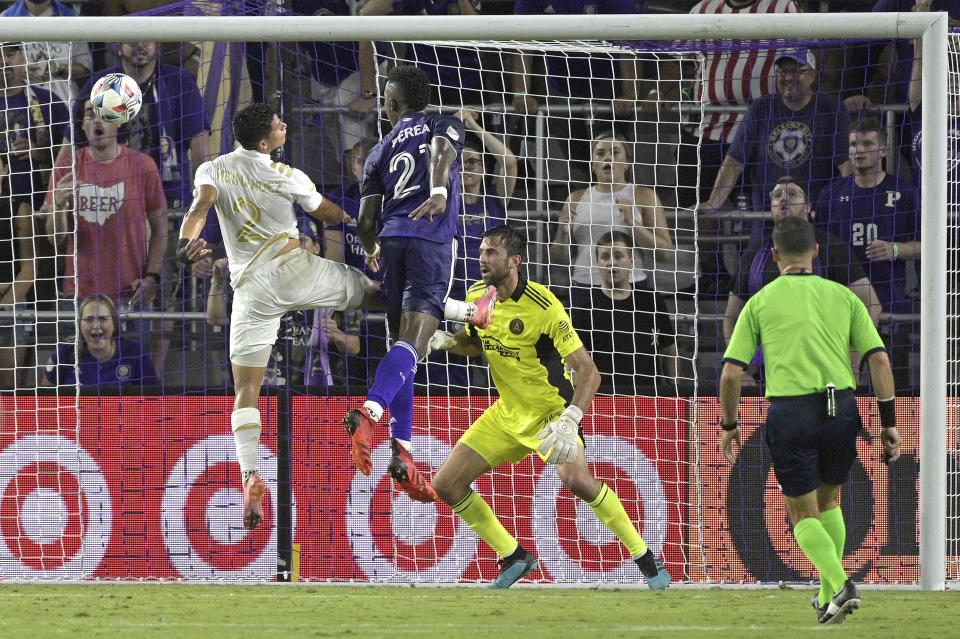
[466,278,584,422]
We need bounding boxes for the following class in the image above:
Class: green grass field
[0,585,957,638]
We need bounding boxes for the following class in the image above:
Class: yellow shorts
[459,400,581,468]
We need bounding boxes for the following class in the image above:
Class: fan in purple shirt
[700,49,852,238]
[815,117,920,390]
[325,138,378,275]
[41,294,158,387]
[342,66,497,504]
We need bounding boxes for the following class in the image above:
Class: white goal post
[0,11,948,590]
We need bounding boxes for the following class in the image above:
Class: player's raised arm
[309,197,351,227]
[176,183,217,264]
[408,135,457,222]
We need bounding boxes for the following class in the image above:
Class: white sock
[363,400,384,422]
[231,407,261,478]
[394,438,411,452]
[443,298,475,322]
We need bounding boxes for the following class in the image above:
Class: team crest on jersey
[768,121,812,169]
[510,318,524,335]
[117,365,131,381]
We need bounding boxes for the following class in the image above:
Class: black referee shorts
[764,391,861,498]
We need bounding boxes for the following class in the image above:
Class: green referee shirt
[723,273,886,397]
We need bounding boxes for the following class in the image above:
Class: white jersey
[194,147,324,285]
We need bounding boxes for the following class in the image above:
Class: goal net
[0,7,951,587]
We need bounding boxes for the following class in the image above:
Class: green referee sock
[451,490,518,558]
[818,507,847,606]
[794,517,848,603]
[588,483,648,558]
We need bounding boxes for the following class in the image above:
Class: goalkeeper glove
[537,405,584,465]
[422,330,457,361]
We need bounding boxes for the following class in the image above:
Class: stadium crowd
[0,0,952,396]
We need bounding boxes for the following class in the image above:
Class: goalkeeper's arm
[563,346,601,415]
[428,329,482,358]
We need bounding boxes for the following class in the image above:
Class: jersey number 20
[389,143,430,200]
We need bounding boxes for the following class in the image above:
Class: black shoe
[811,593,828,623]
[484,546,539,589]
[819,579,860,624]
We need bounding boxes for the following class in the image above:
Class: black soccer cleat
[484,546,539,589]
[811,593,830,623]
[819,579,860,624]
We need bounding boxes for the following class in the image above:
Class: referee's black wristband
[721,420,738,432]
[878,397,897,430]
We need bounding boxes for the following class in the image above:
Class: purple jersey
[362,112,465,243]
[730,93,850,212]
[815,174,919,313]
[453,187,507,298]
[0,86,69,206]
[45,339,158,386]
[514,0,644,98]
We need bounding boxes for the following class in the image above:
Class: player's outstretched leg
[388,439,438,503]
[468,285,497,329]
[485,544,539,589]
[343,409,376,475]
[819,579,860,624]
[443,286,497,330]
[243,472,266,530]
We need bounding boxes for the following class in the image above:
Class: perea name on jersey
[391,122,431,148]
[361,112,466,244]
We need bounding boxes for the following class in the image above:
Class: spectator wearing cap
[699,49,852,236]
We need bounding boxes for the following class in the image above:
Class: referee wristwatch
[721,420,738,432]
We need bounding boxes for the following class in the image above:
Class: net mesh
[0,4,948,584]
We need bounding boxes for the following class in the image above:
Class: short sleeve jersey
[466,278,583,421]
[724,273,885,397]
[815,174,919,313]
[361,112,465,243]
[46,146,166,301]
[194,147,324,284]
[45,338,158,386]
[729,93,850,211]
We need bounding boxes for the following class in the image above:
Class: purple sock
[388,373,414,443]
[367,340,418,413]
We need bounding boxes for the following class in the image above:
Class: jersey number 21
[389,143,429,201]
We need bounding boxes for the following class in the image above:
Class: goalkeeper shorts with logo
[459,399,584,468]
[230,248,367,367]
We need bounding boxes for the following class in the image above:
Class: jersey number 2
[235,197,270,243]
[389,144,429,200]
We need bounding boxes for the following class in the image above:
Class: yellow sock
[451,490,518,557]
[588,483,648,558]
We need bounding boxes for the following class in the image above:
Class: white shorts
[230,248,368,367]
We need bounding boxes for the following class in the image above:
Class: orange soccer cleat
[468,285,497,330]
[343,408,375,475]
[387,439,438,503]
[243,473,267,531]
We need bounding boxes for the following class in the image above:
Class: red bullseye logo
[0,435,112,578]
[533,435,667,582]
[162,435,287,579]
[346,434,477,582]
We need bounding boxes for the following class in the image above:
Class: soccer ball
[90,73,142,124]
